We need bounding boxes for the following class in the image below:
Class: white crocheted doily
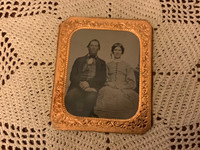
[0,0,199,149]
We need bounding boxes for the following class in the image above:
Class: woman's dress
[94,60,139,119]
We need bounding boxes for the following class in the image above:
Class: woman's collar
[113,58,122,63]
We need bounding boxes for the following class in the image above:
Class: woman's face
[113,46,123,59]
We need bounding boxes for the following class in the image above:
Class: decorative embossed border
[51,17,152,134]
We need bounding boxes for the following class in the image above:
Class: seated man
[65,39,106,117]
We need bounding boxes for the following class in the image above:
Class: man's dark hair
[111,43,125,54]
[87,39,100,50]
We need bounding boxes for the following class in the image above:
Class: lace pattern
[0,0,199,149]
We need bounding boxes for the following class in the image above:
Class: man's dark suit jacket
[68,55,106,91]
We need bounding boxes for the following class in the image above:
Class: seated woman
[94,43,139,119]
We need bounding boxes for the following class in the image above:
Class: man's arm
[70,58,91,90]
[70,58,80,87]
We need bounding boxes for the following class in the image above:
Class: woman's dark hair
[111,43,125,54]
[87,39,100,50]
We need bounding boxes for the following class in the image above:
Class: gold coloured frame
[51,17,152,134]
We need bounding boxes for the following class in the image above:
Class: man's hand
[85,88,97,93]
[79,81,90,90]
[106,82,117,88]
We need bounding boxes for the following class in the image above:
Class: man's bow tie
[89,55,96,58]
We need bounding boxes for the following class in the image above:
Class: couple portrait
[65,29,139,119]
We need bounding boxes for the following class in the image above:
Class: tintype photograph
[51,17,152,134]
[65,29,140,119]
